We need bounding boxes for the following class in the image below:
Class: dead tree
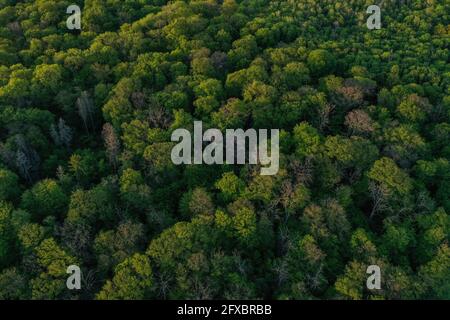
[15,135,40,183]
[77,91,95,133]
[102,123,121,170]
[369,182,390,220]
[50,118,73,148]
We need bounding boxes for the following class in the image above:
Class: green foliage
[0,202,15,268]
[66,179,116,224]
[30,238,77,299]
[307,49,335,77]
[0,0,448,300]
[334,260,367,300]
[417,244,450,299]
[119,168,152,210]
[31,64,63,92]
[94,221,145,275]
[0,169,20,201]
[325,136,378,170]
[0,268,27,299]
[368,158,413,195]
[97,253,153,300]
[215,171,245,202]
[292,122,321,159]
[20,179,68,220]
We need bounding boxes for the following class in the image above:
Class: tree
[0,0,448,301]
[191,50,215,77]
[280,181,311,215]
[97,253,153,300]
[383,125,426,166]
[380,220,415,265]
[20,179,68,220]
[68,149,106,185]
[345,109,375,135]
[30,238,77,299]
[292,122,321,159]
[50,118,73,148]
[330,84,364,110]
[180,187,214,217]
[66,179,116,225]
[272,62,310,89]
[397,94,431,123]
[0,268,28,299]
[416,207,449,264]
[121,119,167,157]
[227,35,258,70]
[215,171,245,202]
[77,91,95,133]
[0,201,15,268]
[31,63,63,99]
[306,49,335,77]
[60,219,92,260]
[119,168,151,210]
[368,157,413,195]
[17,222,45,251]
[276,234,327,299]
[417,244,450,299]
[94,221,145,276]
[102,123,121,169]
[0,168,20,201]
[324,135,379,172]
[14,135,41,183]
[211,98,248,129]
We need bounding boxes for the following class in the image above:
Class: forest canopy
[0,0,449,300]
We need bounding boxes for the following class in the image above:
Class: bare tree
[277,223,291,256]
[330,85,364,110]
[77,91,94,133]
[345,109,374,135]
[16,150,32,182]
[316,103,335,132]
[369,182,390,220]
[192,276,212,300]
[155,272,172,299]
[7,21,22,35]
[288,156,313,185]
[60,220,92,260]
[131,92,146,109]
[14,135,40,182]
[81,269,98,296]
[102,123,121,169]
[415,191,435,216]
[306,263,326,291]
[50,118,73,148]
[279,180,294,211]
[273,260,289,287]
[148,106,172,129]
[232,251,248,276]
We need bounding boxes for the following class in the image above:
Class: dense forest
[0,0,449,300]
